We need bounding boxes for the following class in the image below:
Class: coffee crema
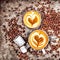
[23,10,41,28]
[28,30,49,50]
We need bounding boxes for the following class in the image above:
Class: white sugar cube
[20,46,27,53]
[13,36,25,47]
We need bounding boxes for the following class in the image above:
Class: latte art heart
[32,34,45,47]
[28,16,38,25]
[23,10,41,28]
[34,35,44,46]
[28,30,49,50]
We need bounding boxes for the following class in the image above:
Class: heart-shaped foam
[28,16,38,25]
[34,35,44,46]
[28,30,49,50]
[23,10,41,28]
